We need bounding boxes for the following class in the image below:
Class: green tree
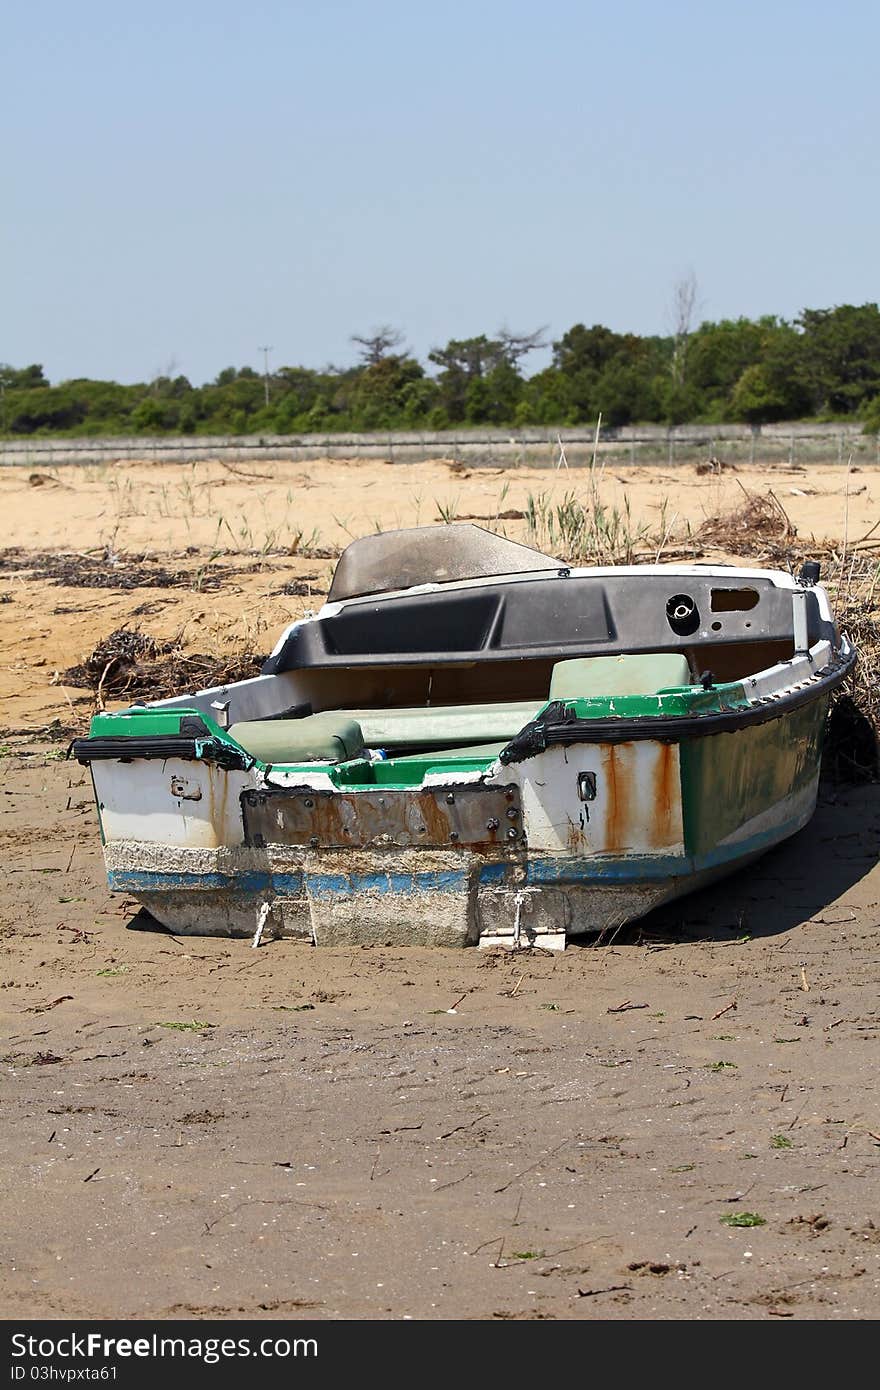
[0,363,48,390]
[2,300,876,438]
[552,325,666,424]
[798,304,880,414]
[464,359,523,424]
[686,318,770,414]
[593,357,662,427]
[551,324,625,421]
[730,364,790,424]
[350,355,426,429]
[428,335,509,422]
[516,366,573,425]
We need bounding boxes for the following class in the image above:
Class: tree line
[2,303,880,438]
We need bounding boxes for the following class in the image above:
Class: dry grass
[524,488,649,566]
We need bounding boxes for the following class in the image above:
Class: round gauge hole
[666,593,700,636]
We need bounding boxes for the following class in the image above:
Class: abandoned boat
[73,524,855,949]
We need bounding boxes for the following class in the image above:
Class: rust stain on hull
[652,742,677,847]
[602,742,634,852]
[598,741,679,852]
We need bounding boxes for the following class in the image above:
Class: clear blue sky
[4,0,878,385]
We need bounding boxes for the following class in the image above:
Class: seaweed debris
[823,694,879,783]
[61,628,264,702]
[270,576,318,597]
[0,546,336,593]
[695,489,796,561]
[0,547,220,591]
[822,553,880,781]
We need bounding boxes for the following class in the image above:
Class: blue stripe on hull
[109,867,276,895]
[305,868,469,898]
[108,812,807,900]
[108,867,469,897]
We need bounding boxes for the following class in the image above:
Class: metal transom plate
[242,784,523,850]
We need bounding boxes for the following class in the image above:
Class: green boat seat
[228,712,365,764]
[389,741,507,764]
[330,701,542,748]
[549,653,691,700]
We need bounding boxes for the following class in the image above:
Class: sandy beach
[1,454,878,1320]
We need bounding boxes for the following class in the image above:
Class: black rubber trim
[179,715,210,736]
[498,654,855,764]
[69,735,251,770]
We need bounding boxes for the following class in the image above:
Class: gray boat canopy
[328,523,561,602]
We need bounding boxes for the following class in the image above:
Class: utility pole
[259,345,273,406]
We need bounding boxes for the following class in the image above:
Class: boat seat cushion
[550,653,691,700]
[331,701,542,747]
[228,712,365,764]
[389,741,507,763]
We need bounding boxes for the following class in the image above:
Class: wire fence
[0,423,876,470]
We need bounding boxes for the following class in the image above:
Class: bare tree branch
[496,326,549,367]
[351,326,406,366]
[671,271,700,386]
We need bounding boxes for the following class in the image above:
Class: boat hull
[92,690,829,947]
